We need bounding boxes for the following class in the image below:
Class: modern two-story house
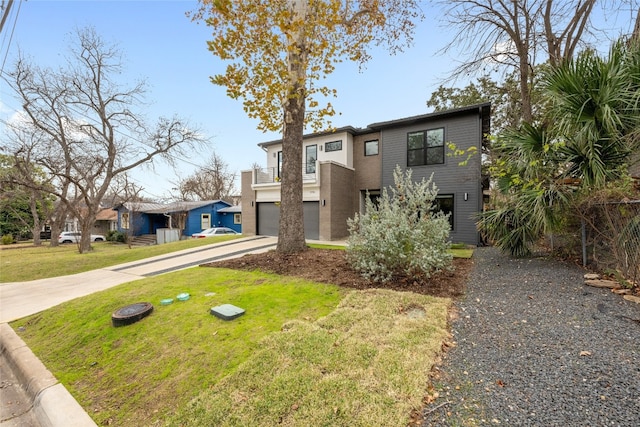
[240,103,490,245]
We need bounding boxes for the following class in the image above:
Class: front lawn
[0,235,241,282]
[11,266,450,426]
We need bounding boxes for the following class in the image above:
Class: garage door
[257,201,319,240]
[257,202,279,237]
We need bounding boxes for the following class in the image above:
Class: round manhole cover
[112,302,154,327]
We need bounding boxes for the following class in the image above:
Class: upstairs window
[306,144,317,174]
[325,140,342,152]
[407,128,444,166]
[365,139,379,156]
[277,151,283,178]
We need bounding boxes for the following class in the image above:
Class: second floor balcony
[253,163,318,185]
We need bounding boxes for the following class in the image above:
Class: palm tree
[479,39,640,257]
[479,123,569,257]
[545,39,640,187]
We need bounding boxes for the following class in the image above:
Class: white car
[191,227,239,238]
[58,231,106,244]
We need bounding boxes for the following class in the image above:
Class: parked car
[191,227,239,238]
[58,231,106,244]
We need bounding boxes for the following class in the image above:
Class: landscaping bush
[106,230,127,243]
[346,165,453,283]
[1,234,14,245]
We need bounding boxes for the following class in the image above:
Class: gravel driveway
[422,247,640,427]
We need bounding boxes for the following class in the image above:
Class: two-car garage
[256,201,319,240]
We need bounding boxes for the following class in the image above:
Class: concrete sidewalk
[0,236,278,426]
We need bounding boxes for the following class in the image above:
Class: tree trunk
[518,47,533,123]
[277,94,307,253]
[79,220,93,253]
[29,193,42,246]
[277,0,308,254]
[631,8,640,44]
[78,206,99,253]
[49,219,62,248]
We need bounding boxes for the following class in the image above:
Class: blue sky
[0,0,635,200]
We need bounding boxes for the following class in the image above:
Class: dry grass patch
[168,289,451,427]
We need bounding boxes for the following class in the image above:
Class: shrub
[106,230,127,243]
[346,165,453,283]
[1,234,14,245]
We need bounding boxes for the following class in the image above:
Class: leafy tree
[478,124,570,256]
[346,166,453,283]
[479,38,640,256]
[428,66,552,132]
[4,27,204,253]
[545,39,640,187]
[192,0,422,253]
[0,153,54,244]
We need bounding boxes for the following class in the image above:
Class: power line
[0,0,21,74]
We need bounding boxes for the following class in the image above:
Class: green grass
[307,243,346,250]
[450,248,474,259]
[308,242,475,259]
[0,236,241,282]
[12,267,451,426]
[1,238,473,283]
[11,267,344,426]
[7,238,458,426]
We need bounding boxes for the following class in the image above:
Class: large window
[433,194,454,230]
[325,140,342,152]
[306,144,317,174]
[407,128,444,166]
[365,139,379,156]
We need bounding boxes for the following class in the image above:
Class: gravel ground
[422,247,640,427]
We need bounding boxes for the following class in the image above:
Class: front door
[201,214,211,230]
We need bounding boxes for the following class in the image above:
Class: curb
[0,323,97,427]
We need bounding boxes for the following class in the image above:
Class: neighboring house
[94,207,118,235]
[61,206,116,235]
[218,204,242,230]
[114,200,240,239]
[241,103,490,245]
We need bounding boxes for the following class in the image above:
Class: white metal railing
[253,164,317,184]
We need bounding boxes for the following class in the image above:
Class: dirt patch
[205,248,473,299]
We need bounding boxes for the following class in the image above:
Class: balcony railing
[253,164,317,184]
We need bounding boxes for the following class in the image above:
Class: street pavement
[0,235,278,426]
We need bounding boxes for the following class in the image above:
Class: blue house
[114,200,241,239]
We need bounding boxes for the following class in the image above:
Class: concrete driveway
[0,235,277,426]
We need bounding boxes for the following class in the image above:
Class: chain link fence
[580,200,640,287]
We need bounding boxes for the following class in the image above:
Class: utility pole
[0,0,14,34]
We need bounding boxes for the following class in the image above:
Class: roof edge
[367,102,491,130]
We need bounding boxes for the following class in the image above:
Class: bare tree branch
[4,27,205,253]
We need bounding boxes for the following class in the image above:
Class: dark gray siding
[381,112,483,245]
